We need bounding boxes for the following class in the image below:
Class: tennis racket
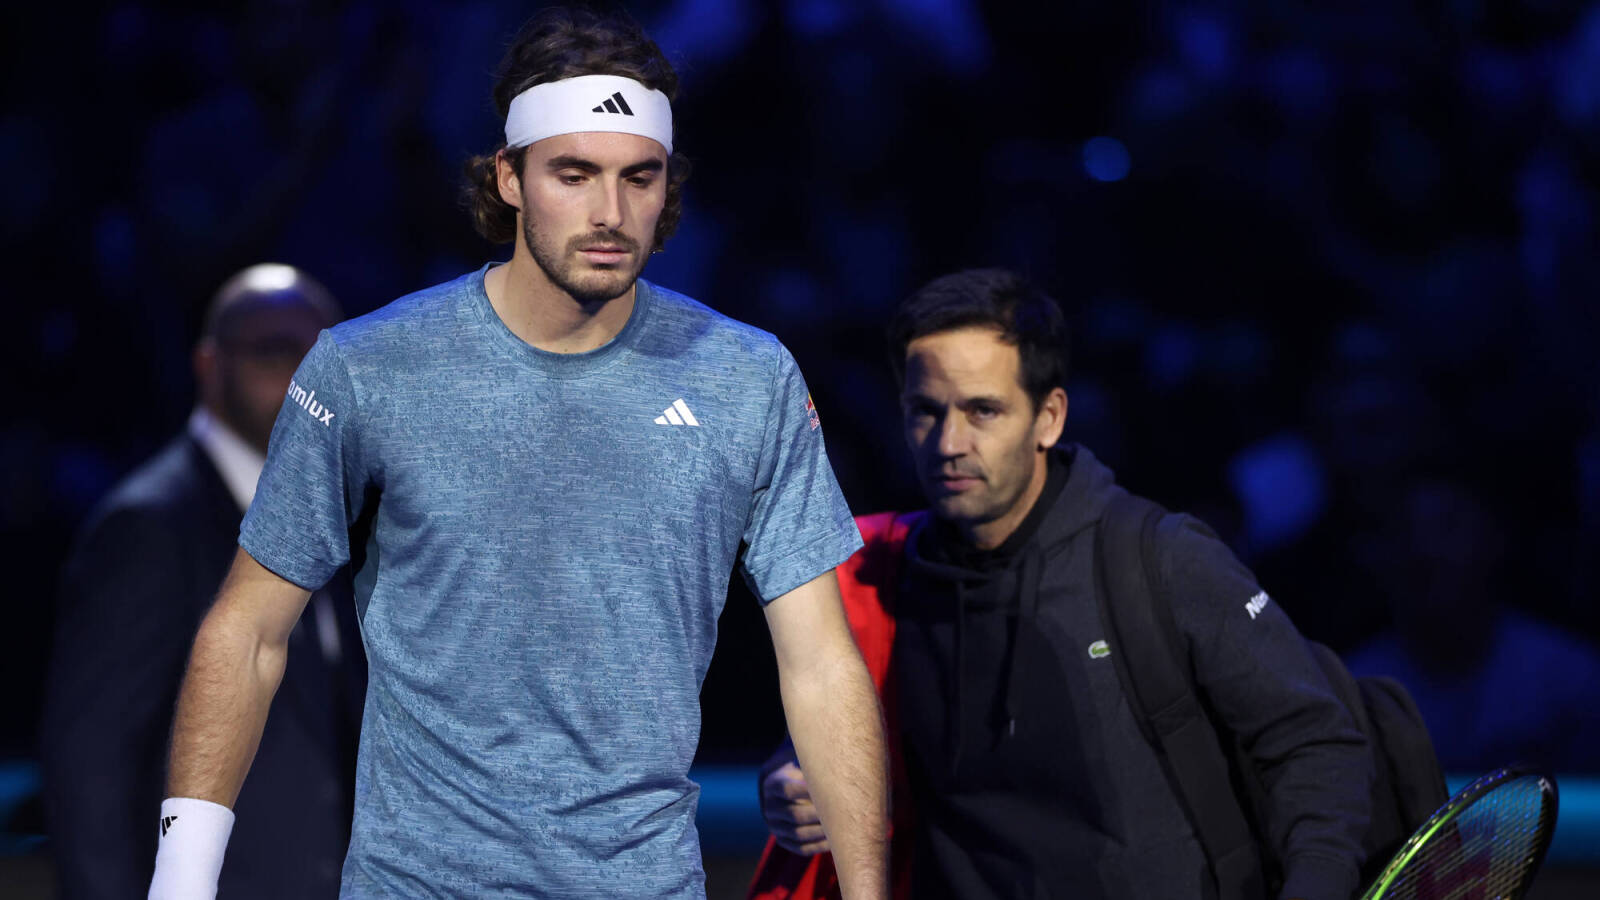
[1360,764,1559,900]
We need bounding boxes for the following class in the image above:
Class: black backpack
[1092,493,1449,900]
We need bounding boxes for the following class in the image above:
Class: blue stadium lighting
[1083,136,1131,182]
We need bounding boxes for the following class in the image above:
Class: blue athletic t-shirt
[240,266,862,897]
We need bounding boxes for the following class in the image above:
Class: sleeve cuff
[744,526,863,605]
[1279,853,1360,900]
[238,530,336,592]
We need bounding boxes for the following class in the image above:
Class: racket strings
[1379,775,1556,900]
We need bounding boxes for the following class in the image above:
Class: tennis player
[149,8,887,898]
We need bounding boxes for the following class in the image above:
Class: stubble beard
[934,480,1000,528]
[925,443,1036,532]
[522,214,647,307]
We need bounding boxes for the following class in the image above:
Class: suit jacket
[41,433,365,900]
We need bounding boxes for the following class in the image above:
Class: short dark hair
[462,6,691,249]
[887,269,1070,409]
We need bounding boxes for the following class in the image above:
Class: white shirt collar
[187,407,266,513]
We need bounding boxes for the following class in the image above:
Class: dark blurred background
[3,0,1598,896]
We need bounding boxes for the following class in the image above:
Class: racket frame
[1360,764,1559,900]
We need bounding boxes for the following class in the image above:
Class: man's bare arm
[764,570,888,900]
[166,547,312,804]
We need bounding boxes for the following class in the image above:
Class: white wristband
[148,797,235,900]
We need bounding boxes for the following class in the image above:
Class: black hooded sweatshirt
[891,445,1369,900]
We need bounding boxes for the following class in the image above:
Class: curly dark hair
[462,6,691,249]
[888,269,1071,411]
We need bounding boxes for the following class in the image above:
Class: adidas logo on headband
[592,92,635,115]
[505,74,674,153]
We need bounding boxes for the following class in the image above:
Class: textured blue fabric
[241,265,861,897]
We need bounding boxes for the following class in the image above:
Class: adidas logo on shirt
[654,398,700,427]
[160,815,178,837]
[591,92,635,115]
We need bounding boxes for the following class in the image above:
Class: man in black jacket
[41,264,365,899]
[757,270,1371,900]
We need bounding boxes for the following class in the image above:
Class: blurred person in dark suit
[40,264,365,899]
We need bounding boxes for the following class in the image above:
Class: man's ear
[193,338,221,408]
[496,149,524,210]
[1035,387,1068,449]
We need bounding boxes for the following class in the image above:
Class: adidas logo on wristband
[150,798,235,896]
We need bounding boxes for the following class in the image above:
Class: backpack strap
[1094,493,1264,900]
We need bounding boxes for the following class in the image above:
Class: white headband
[504,74,674,155]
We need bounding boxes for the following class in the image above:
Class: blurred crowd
[4,0,1598,802]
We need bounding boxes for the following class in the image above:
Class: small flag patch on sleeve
[804,393,820,430]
